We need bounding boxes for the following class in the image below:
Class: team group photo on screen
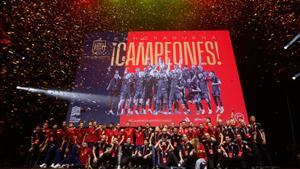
[107,59,223,116]
[1,1,299,169]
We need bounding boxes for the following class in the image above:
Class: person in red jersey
[194,138,207,169]
[143,122,153,142]
[124,122,135,141]
[39,124,59,168]
[76,122,85,144]
[112,124,125,144]
[170,122,176,129]
[79,142,92,169]
[66,122,77,144]
[135,126,144,151]
[84,121,98,149]
[197,123,205,141]
[192,125,199,138]
[50,122,73,168]
[205,117,212,125]
[186,126,195,141]
[96,123,104,139]
[103,124,113,144]
[92,121,98,127]
[206,122,215,137]
[178,121,187,135]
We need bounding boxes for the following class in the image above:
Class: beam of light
[292,72,300,80]
[16,86,108,104]
[284,33,300,49]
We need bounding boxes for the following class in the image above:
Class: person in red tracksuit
[186,126,195,141]
[135,126,144,151]
[124,122,135,142]
[85,122,98,149]
[79,142,92,169]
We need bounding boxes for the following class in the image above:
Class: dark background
[0,0,299,167]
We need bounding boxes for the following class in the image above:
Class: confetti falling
[0,0,299,165]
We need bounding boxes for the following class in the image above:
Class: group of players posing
[107,58,224,116]
[26,115,271,169]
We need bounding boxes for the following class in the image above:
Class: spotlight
[284,33,300,49]
[292,72,300,80]
[16,86,108,104]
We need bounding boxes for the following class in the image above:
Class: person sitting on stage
[134,139,153,168]
[155,139,179,169]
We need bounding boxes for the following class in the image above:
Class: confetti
[0,0,299,164]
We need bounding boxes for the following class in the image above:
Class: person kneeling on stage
[120,137,136,168]
[155,139,179,169]
[178,134,197,169]
[134,139,153,168]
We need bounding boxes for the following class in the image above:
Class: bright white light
[16,86,107,104]
[292,72,300,80]
[284,33,300,49]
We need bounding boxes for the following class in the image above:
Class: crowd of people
[25,115,272,169]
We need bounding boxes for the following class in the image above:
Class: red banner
[120,31,247,126]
